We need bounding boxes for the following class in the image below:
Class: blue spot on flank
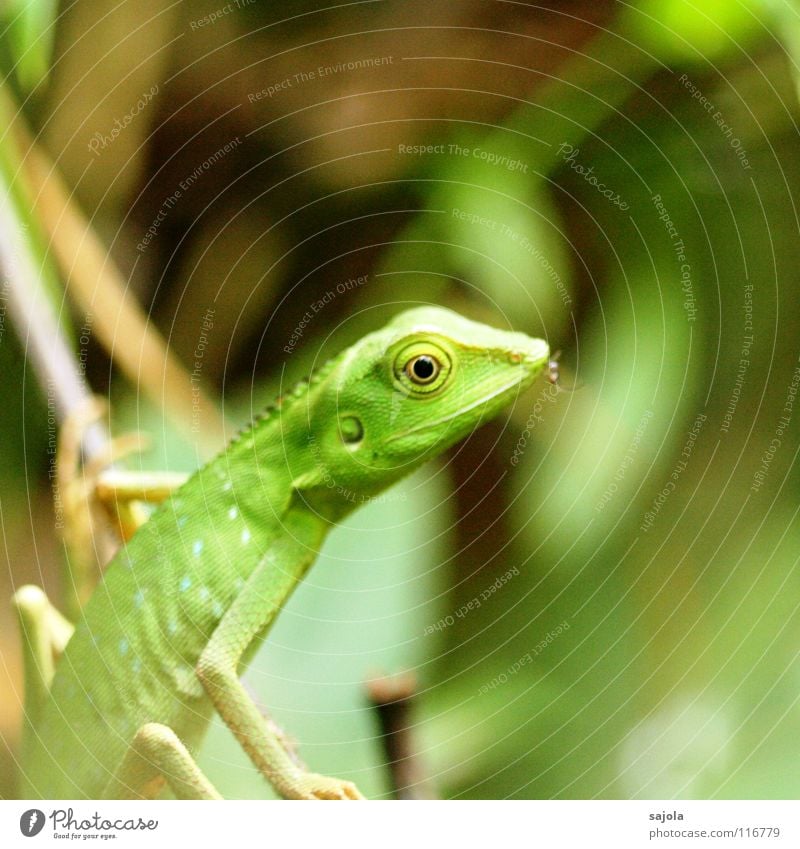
[212,601,223,618]
[193,539,204,556]
[241,528,251,544]
[222,481,232,492]
[132,658,142,674]
[118,638,129,656]
[178,515,188,528]
[199,586,210,602]
[179,575,192,592]
[133,589,145,608]
[228,506,238,520]
[167,620,178,635]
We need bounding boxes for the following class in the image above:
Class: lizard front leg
[57,397,150,608]
[59,396,188,552]
[103,723,221,800]
[12,585,74,726]
[196,535,364,800]
[95,469,190,540]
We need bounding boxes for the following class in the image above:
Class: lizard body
[16,306,549,800]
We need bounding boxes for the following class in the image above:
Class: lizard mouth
[385,371,536,443]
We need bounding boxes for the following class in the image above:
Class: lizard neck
[200,354,344,530]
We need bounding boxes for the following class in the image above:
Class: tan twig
[367,672,437,800]
[2,85,227,455]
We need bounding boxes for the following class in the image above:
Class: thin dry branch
[3,86,227,455]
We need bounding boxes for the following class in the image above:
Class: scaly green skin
[18,306,549,799]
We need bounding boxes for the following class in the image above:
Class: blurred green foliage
[2,0,800,800]
[1,0,57,89]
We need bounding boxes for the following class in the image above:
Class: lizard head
[297,306,550,510]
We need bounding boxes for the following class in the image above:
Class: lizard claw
[294,772,365,800]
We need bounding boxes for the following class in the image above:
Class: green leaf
[622,0,769,64]
[2,0,58,90]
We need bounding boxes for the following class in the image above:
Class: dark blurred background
[2,0,800,799]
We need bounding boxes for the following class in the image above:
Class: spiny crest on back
[222,346,345,452]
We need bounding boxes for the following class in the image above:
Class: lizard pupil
[408,355,438,383]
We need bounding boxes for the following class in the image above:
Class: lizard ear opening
[339,415,364,446]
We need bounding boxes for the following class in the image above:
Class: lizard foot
[294,773,365,800]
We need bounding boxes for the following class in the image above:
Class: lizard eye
[406,355,439,384]
[394,341,452,396]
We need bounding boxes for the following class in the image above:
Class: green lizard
[14,306,550,800]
